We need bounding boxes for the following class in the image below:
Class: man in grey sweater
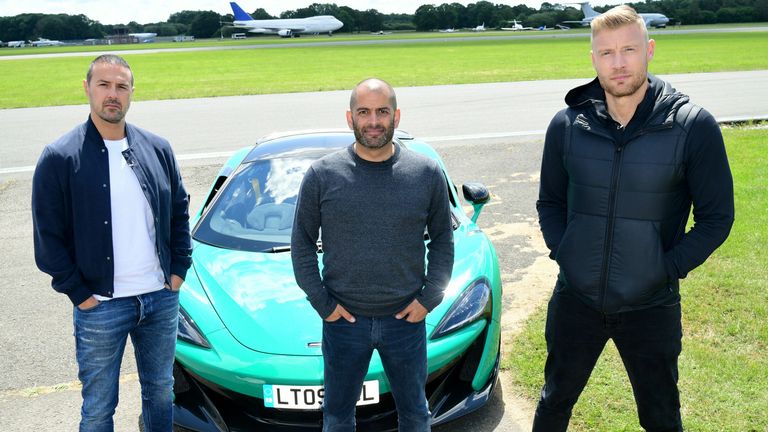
[291,78,454,432]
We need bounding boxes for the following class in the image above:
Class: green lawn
[504,125,768,431]
[0,32,766,109]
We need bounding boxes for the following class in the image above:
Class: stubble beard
[353,118,395,149]
[601,69,648,98]
[96,99,127,124]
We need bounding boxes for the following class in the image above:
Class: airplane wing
[261,26,307,33]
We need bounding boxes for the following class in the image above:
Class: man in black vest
[533,6,734,431]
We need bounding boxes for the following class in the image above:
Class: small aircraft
[501,20,533,31]
[229,2,343,37]
[472,23,486,32]
[129,33,157,43]
[30,38,63,47]
[439,28,458,33]
[564,2,670,28]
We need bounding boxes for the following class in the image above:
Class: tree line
[2,0,767,42]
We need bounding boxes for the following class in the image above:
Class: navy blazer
[32,116,192,305]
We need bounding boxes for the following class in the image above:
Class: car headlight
[177,306,211,348]
[430,278,491,340]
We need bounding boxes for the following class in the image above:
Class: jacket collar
[83,115,135,149]
[565,74,689,130]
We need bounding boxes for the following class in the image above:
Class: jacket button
[103,184,107,188]
[106,256,111,261]
[101,149,105,153]
[104,221,108,225]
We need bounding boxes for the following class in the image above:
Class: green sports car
[172,130,502,431]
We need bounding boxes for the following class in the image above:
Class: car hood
[192,243,323,356]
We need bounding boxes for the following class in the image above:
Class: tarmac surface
[1,71,766,431]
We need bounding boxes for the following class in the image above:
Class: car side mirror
[462,182,490,223]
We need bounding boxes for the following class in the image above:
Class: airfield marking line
[2,373,139,398]
[0,130,549,175]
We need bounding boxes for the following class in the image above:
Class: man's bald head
[350,78,397,111]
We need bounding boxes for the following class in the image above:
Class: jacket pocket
[555,213,605,304]
[605,218,668,309]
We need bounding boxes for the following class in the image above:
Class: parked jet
[501,20,533,31]
[439,28,458,33]
[472,23,486,32]
[229,2,343,37]
[565,2,670,28]
[30,38,64,47]
[129,32,157,43]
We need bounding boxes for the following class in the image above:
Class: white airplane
[439,28,457,33]
[472,23,486,32]
[565,2,670,28]
[129,32,157,43]
[229,2,343,37]
[30,38,63,47]
[501,20,533,31]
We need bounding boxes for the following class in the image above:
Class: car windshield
[193,157,315,252]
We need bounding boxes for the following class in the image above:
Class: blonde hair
[591,5,648,43]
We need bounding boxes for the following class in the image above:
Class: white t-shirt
[95,138,165,300]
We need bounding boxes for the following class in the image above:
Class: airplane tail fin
[230,2,254,21]
[579,2,600,18]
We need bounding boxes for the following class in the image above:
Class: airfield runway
[1,72,766,431]
[1,26,766,61]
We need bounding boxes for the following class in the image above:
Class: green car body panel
[176,134,502,408]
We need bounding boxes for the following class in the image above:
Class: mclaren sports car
[171,130,503,431]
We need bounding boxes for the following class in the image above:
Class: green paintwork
[176,136,503,401]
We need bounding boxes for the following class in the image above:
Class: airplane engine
[278,29,292,38]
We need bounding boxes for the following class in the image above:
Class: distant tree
[188,11,223,38]
[436,3,459,29]
[360,9,384,31]
[414,5,439,30]
[35,15,68,39]
[337,6,359,33]
[250,8,274,19]
[168,10,201,25]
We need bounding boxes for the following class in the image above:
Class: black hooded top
[536,75,734,313]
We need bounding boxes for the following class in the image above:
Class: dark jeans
[321,315,430,432]
[73,288,179,432]
[532,290,683,432]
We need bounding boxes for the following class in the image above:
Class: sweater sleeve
[418,163,455,311]
[664,109,735,279]
[291,166,337,319]
[32,147,91,306]
[536,111,570,260]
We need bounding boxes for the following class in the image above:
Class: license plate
[263,380,379,410]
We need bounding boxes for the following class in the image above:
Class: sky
[0,0,610,25]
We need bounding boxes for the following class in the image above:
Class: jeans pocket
[77,301,102,312]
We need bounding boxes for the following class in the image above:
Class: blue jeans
[533,289,683,432]
[73,288,179,432]
[321,315,430,432]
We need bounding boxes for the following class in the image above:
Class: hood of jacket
[564,74,690,132]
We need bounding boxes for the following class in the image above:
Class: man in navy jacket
[32,54,191,431]
[533,7,734,431]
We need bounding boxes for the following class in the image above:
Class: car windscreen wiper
[264,241,322,253]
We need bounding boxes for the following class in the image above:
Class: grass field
[1,22,765,57]
[0,31,766,109]
[504,124,768,431]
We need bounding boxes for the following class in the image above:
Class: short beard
[352,118,395,149]
[601,71,647,98]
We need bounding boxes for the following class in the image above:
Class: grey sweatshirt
[291,143,454,319]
